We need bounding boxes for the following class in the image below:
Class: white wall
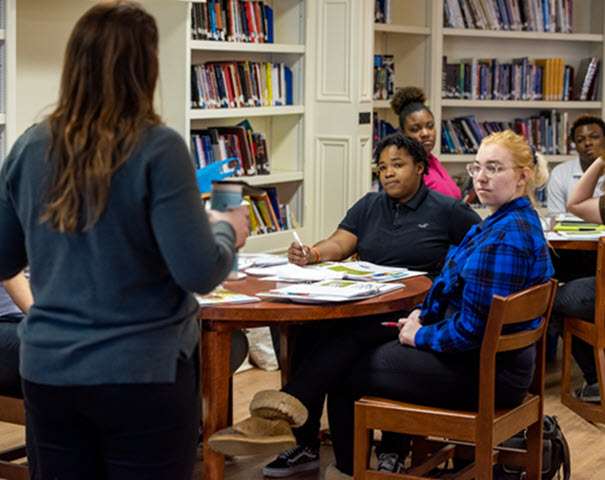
[15,0,90,142]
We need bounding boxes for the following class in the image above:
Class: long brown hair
[42,1,161,233]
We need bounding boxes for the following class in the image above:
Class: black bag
[493,415,570,480]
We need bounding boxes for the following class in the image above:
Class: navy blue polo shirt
[338,182,481,278]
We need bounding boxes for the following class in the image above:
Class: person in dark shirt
[220,134,480,478]
[554,150,605,403]
[208,130,554,480]
[0,3,248,479]
[288,133,479,278]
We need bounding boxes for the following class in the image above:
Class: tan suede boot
[208,390,307,456]
[325,463,353,480]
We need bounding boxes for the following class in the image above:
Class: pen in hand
[292,231,307,256]
[381,322,399,327]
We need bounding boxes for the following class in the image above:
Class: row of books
[374,0,393,24]
[373,55,395,101]
[442,56,599,101]
[441,111,571,155]
[372,113,397,150]
[243,187,291,235]
[191,123,270,177]
[191,61,293,109]
[191,1,273,43]
[444,0,573,33]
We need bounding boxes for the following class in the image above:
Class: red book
[244,1,258,43]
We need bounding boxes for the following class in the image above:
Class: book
[195,286,260,306]
[263,186,283,229]
[258,279,405,304]
[317,261,427,283]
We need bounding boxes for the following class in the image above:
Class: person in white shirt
[547,114,605,214]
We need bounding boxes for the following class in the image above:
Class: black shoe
[574,382,601,403]
[377,452,404,473]
[262,444,320,478]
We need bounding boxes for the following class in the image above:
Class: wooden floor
[2,351,605,479]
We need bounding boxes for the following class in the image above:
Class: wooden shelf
[374,24,430,36]
[241,228,305,254]
[441,153,577,163]
[190,40,305,54]
[373,100,392,109]
[443,28,603,43]
[244,171,304,186]
[190,105,304,120]
[441,100,602,109]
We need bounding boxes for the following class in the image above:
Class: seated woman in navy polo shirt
[212,134,481,477]
[288,134,478,279]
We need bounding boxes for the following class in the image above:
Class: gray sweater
[0,122,236,385]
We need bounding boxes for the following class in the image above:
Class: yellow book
[243,196,261,235]
[535,58,551,101]
[265,62,273,106]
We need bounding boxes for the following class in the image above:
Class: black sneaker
[262,445,320,478]
[574,382,601,403]
[377,452,404,473]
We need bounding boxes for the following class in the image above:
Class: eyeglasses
[466,163,519,179]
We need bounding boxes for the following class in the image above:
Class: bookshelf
[368,0,605,191]
[433,0,605,181]
[0,0,15,166]
[372,1,433,123]
[150,1,309,254]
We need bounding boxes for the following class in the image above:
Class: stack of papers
[258,280,404,304]
[317,261,425,282]
[238,253,288,271]
[248,263,346,282]
[249,261,426,283]
[195,287,260,306]
[550,214,605,240]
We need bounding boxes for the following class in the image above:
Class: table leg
[202,323,231,480]
[279,324,291,387]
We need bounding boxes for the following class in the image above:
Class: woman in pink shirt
[391,87,461,199]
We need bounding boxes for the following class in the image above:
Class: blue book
[191,134,202,169]
[284,66,293,105]
[264,5,274,43]
[264,186,283,229]
[208,0,217,40]
[201,135,214,165]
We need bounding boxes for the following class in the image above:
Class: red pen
[380,322,399,327]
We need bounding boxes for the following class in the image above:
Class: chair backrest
[478,279,557,419]
[596,237,605,341]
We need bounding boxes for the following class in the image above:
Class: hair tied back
[530,145,537,165]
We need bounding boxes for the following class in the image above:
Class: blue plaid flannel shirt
[415,196,554,352]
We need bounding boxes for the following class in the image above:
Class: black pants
[281,313,402,447]
[281,315,398,448]
[23,353,199,480]
[325,341,528,476]
[551,276,599,384]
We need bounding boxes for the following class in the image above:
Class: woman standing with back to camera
[391,86,461,198]
[0,2,248,479]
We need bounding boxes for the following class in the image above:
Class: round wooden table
[198,274,432,480]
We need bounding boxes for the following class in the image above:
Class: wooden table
[198,275,432,480]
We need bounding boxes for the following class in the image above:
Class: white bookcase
[0,0,15,165]
[151,0,309,254]
[372,1,433,116]
[433,0,605,180]
[368,0,605,185]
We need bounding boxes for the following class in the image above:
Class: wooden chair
[561,236,605,423]
[0,395,28,480]
[354,279,557,480]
